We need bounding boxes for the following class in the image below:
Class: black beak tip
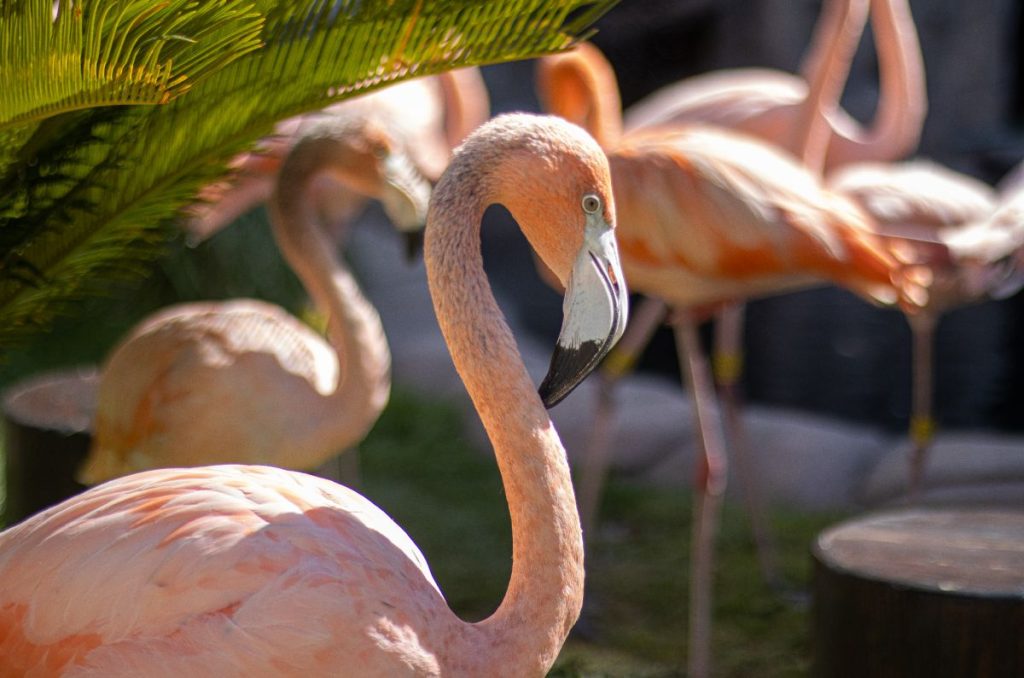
[538,378,570,410]
[403,230,425,263]
[538,340,604,410]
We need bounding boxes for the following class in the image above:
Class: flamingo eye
[582,194,601,214]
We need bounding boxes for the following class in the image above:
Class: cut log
[2,368,98,526]
[812,508,1024,678]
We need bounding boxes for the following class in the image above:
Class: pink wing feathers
[608,126,913,309]
[0,466,444,676]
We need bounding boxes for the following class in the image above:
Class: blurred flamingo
[79,109,433,485]
[538,38,925,675]
[0,113,628,675]
[828,160,1024,494]
[624,0,925,171]
[186,68,490,245]
[536,0,925,597]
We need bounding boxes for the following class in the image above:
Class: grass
[360,388,847,677]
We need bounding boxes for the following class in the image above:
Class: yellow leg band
[601,347,638,379]
[712,352,743,387]
[299,305,329,336]
[910,416,936,446]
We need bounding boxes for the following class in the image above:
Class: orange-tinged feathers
[0,603,103,677]
[607,126,912,308]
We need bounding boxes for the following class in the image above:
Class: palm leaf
[0,0,264,129]
[0,0,617,350]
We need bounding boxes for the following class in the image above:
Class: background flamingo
[0,113,628,675]
[536,0,925,594]
[605,124,925,677]
[827,160,1024,494]
[186,67,490,245]
[623,0,926,171]
[80,110,432,485]
[539,43,924,672]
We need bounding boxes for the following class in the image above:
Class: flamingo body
[0,465,451,676]
[608,126,911,310]
[623,68,812,143]
[827,160,1003,313]
[826,159,1021,491]
[85,301,370,481]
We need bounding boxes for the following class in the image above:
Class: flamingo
[536,0,926,592]
[0,113,629,675]
[538,39,926,674]
[827,160,1024,494]
[623,0,926,171]
[79,109,433,485]
[186,67,490,245]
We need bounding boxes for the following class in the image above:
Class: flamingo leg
[711,303,785,592]
[907,312,937,498]
[576,297,668,545]
[673,307,728,678]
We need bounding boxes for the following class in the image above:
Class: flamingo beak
[539,220,629,408]
[379,150,432,261]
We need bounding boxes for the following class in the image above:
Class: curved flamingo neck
[424,147,584,673]
[793,0,870,173]
[823,0,927,167]
[539,45,623,148]
[268,136,391,452]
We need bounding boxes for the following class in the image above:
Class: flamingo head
[305,115,432,258]
[475,113,630,407]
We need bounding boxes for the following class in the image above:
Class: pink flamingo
[623,0,926,171]
[538,41,925,675]
[79,110,433,485]
[827,160,1024,494]
[536,0,925,595]
[0,113,629,675]
[186,68,490,245]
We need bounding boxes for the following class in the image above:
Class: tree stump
[2,368,98,526]
[812,508,1024,678]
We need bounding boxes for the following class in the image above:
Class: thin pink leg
[673,307,728,678]
[576,297,667,545]
[907,312,937,498]
[712,303,784,591]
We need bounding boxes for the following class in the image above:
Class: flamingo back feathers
[84,301,340,483]
[0,466,444,676]
[608,126,912,308]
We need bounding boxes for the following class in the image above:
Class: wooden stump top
[814,508,1024,598]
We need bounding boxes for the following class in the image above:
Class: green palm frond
[0,0,617,350]
[0,0,264,128]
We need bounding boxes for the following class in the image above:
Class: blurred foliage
[0,0,617,350]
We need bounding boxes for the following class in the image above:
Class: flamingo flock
[2,3,1023,677]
